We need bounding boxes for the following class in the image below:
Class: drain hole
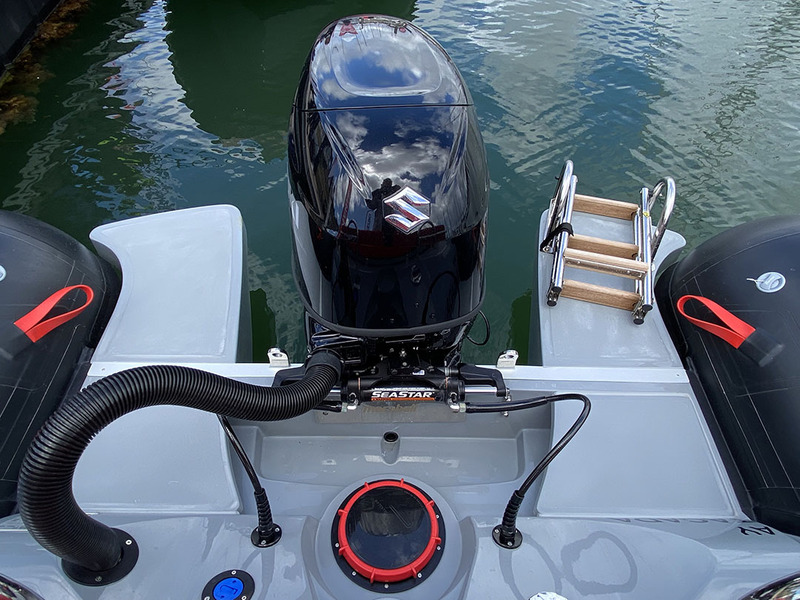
[383,431,399,443]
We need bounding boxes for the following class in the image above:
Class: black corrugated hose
[17,351,341,577]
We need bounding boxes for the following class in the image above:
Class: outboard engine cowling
[288,15,489,369]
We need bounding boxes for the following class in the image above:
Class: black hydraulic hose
[217,415,261,489]
[314,400,343,412]
[17,351,341,576]
[217,415,281,547]
[465,393,591,548]
[465,310,490,346]
[512,394,591,497]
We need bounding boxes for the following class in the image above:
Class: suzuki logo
[384,186,431,234]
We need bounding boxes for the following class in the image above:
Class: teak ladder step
[573,194,638,220]
[564,248,649,278]
[560,279,641,312]
[568,234,639,259]
[541,160,676,324]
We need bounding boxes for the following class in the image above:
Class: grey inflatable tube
[17,352,341,576]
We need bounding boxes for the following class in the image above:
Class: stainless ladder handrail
[541,160,574,254]
[648,177,676,260]
[634,186,653,323]
[546,173,577,306]
[633,176,676,322]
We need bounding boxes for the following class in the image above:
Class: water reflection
[164,0,416,159]
[2,0,264,224]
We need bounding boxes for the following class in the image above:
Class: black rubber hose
[217,415,262,490]
[17,351,341,573]
[510,393,591,497]
[217,415,281,547]
[466,393,591,548]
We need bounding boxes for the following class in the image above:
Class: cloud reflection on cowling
[308,16,468,109]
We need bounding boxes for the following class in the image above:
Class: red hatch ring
[14,285,95,343]
[336,479,441,584]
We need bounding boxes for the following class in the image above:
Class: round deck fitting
[332,479,445,592]
[251,523,281,548]
[62,529,139,586]
[492,525,523,549]
[201,569,255,600]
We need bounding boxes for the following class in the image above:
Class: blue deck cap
[213,577,244,600]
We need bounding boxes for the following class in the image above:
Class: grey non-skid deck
[0,206,797,599]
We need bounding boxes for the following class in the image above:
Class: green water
[1,0,799,365]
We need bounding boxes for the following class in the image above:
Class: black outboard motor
[287,16,502,402]
[657,215,800,536]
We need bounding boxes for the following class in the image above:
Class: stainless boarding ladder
[541,160,676,324]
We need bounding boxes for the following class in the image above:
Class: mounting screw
[94,576,102,583]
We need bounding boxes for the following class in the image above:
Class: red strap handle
[676,294,754,348]
[14,285,95,342]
